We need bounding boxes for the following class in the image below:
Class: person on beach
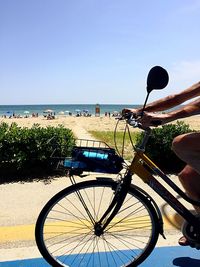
[123,81,200,246]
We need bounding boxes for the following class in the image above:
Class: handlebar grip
[151,120,162,126]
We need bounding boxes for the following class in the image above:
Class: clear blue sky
[1,0,200,105]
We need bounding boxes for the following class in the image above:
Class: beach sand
[0,115,131,140]
[1,114,200,136]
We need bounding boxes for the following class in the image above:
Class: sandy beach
[1,114,200,136]
[0,115,134,142]
[0,115,121,133]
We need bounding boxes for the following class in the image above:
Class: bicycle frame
[130,149,200,229]
[127,121,200,235]
[97,126,200,236]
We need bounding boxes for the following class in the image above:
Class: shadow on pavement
[173,257,200,267]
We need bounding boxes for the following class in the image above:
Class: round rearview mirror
[147,66,169,93]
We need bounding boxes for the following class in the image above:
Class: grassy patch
[89,130,138,159]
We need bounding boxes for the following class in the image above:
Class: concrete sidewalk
[0,172,192,261]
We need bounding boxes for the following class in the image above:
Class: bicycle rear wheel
[35,179,160,267]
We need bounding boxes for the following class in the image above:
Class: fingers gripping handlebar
[121,112,162,129]
[121,112,144,129]
[121,111,139,121]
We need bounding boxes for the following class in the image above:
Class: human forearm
[138,82,200,113]
[140,94,181,112]
[137,101,200,127]
[165,100,200,123]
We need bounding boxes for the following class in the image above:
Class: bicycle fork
[94,172,132,236]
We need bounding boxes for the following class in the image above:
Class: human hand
[122,108,139,118]
[138,112,169,127]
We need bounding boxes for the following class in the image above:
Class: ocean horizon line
[0,103,141,106]
[0,103,141,117]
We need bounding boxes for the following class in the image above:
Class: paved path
[0,173,193,262]
[0,246,200,266]
[72,124,95,140]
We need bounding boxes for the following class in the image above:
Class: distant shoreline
[0,103,141,117]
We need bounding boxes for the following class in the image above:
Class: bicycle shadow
[173,257,200,267]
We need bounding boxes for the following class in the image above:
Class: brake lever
[127,117,138,127]
[116,112,133,121]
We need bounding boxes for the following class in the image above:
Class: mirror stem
[140,91,150,117]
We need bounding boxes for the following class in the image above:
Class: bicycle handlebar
[120,112,162,129]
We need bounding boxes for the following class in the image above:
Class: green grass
[89,130,139,159]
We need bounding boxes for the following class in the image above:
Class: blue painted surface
[141,246,200,267]
[0,246,199,267]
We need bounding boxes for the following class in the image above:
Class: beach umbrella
[75,109,81,112]
[5,111,13,117]
[44,109,54,113]
[24,111,30,114]
[65,110,71,115]
[58,111,65,115]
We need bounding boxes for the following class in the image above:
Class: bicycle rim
[35,179,159,267]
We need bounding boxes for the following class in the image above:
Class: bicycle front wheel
[35,179,160,267]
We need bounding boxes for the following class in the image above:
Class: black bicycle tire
[35,179,160,267]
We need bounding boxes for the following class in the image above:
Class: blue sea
[0,104,140,117]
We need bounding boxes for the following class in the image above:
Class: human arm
[139,97,200,127]
[123,81,200,115]
[143,81,200,112]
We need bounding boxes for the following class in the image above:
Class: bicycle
[35,66,200,267]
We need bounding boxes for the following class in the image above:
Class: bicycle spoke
[36,180,159,267]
